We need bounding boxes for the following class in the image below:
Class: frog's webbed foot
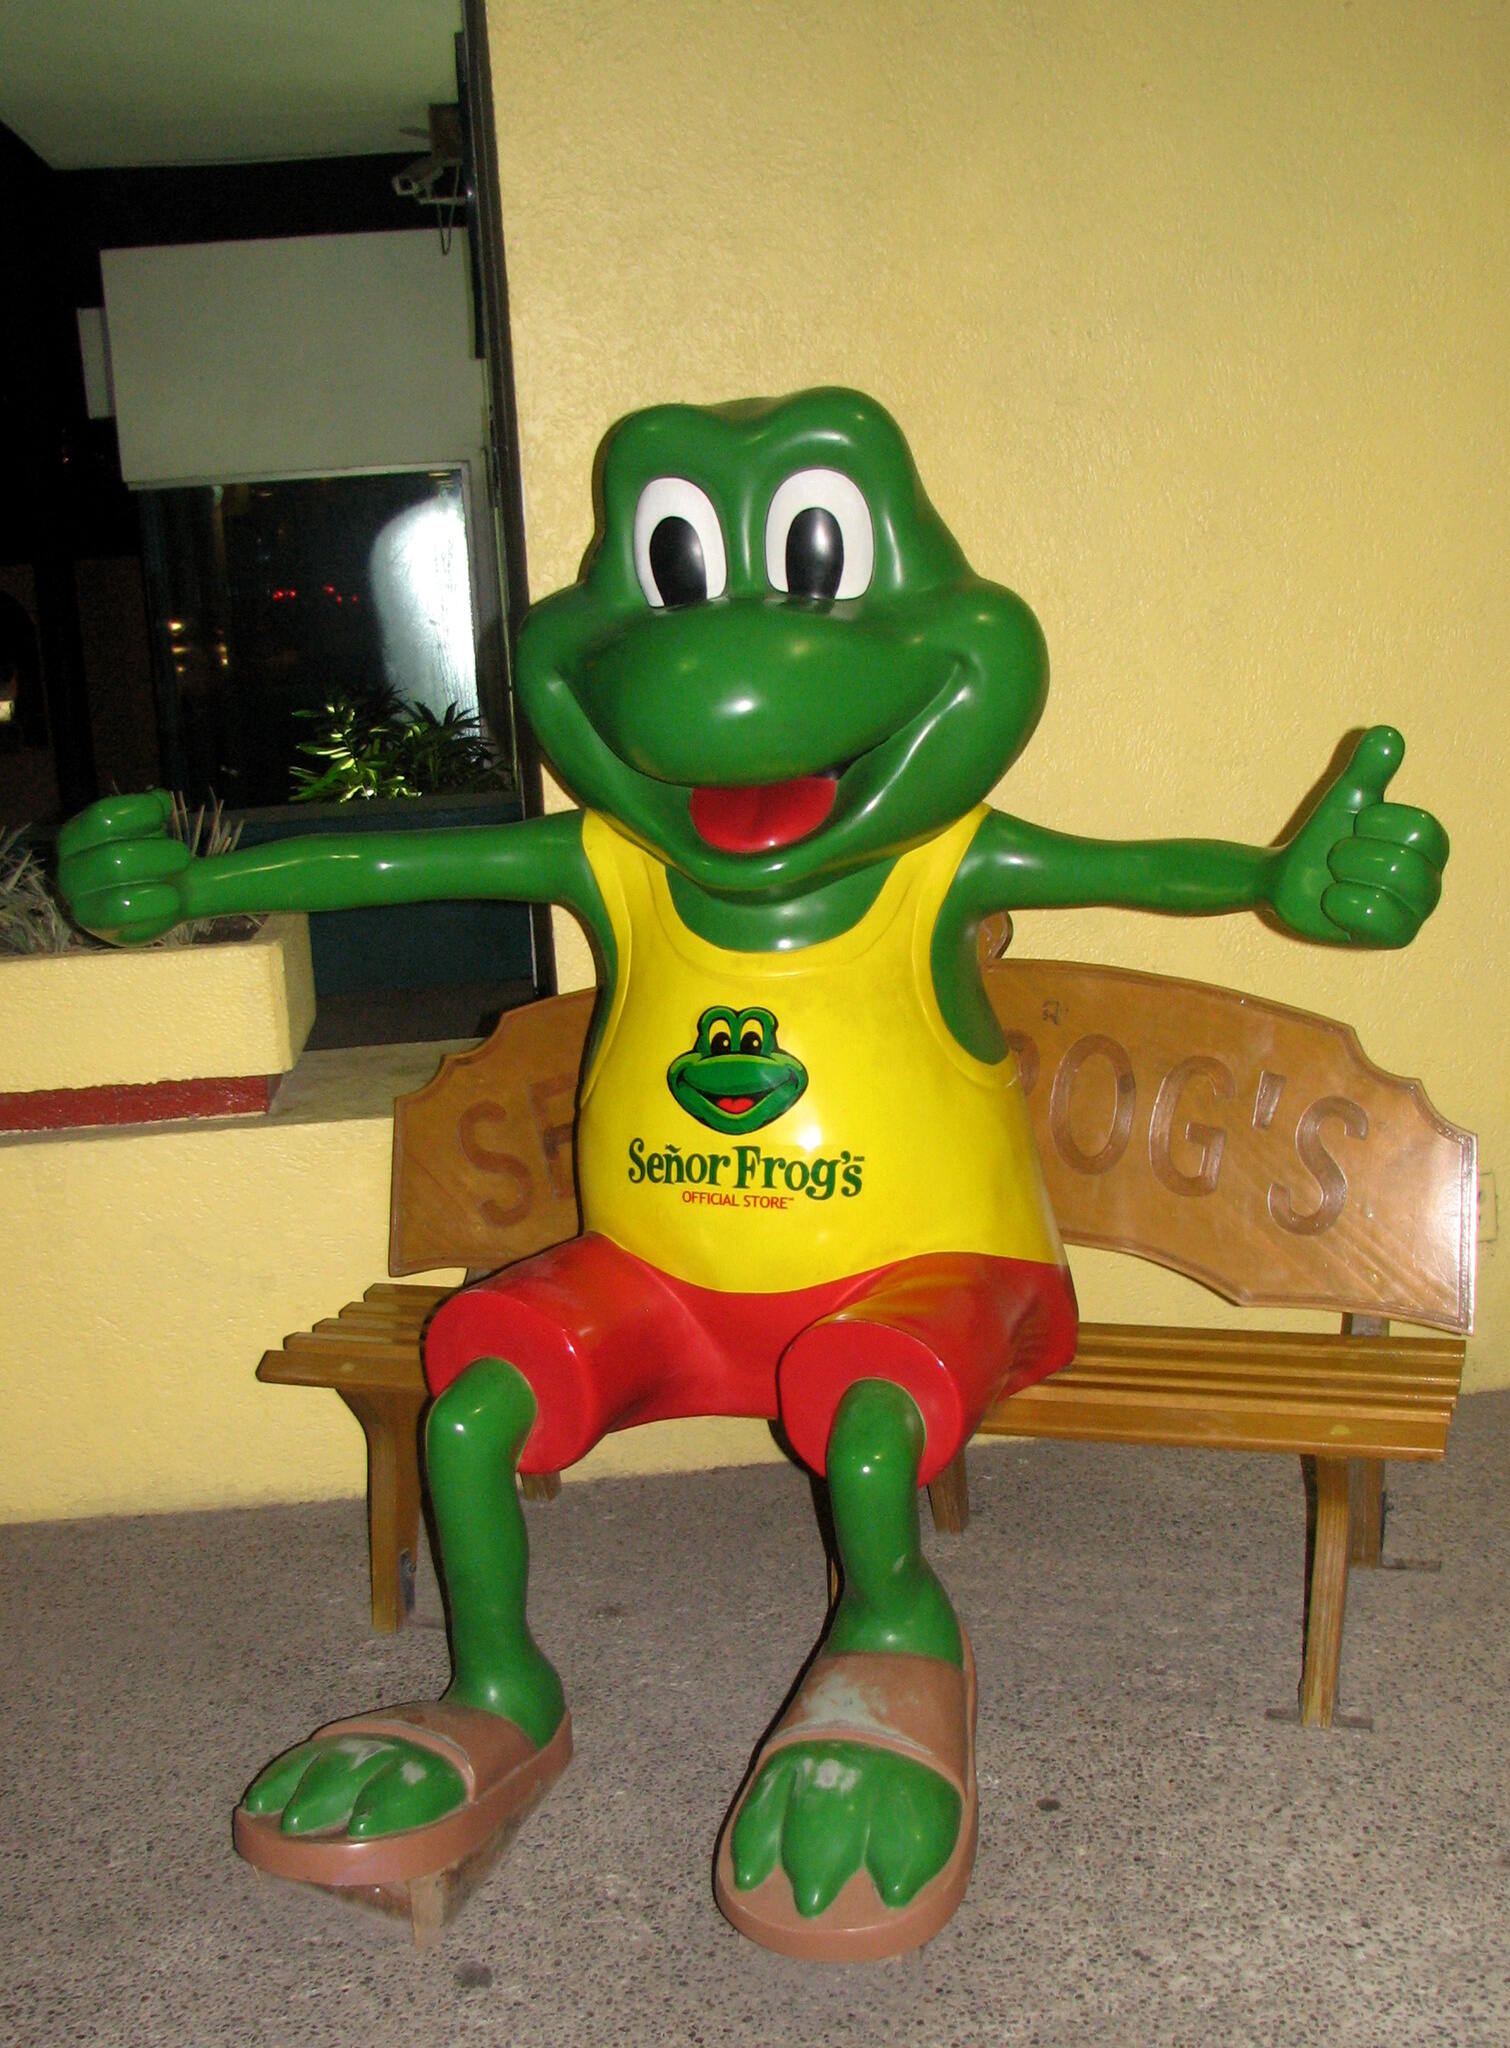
[715,1636,976,1961]
[235,1699,571,1890]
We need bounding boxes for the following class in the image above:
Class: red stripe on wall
[0,1074,279,1132]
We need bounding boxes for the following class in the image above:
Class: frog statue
[59,389,1448,1960]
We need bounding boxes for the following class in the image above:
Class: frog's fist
[1268,727,1447,947]
[56,790,192,945]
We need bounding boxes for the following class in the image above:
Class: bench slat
[1070,1323,1460,1370]
[278,1336,424,1371]
[988,1361,1457,1457]
[312,1304,1464,1369]
[262,1305,1460,1466]
[981,1398,1453,1460]
[258,1350,426,1396]
[1064,1347,1461,1384]
[1064,1352,1464,1396]
[1045,1375,1458,1415]
[307,1314,427,1343]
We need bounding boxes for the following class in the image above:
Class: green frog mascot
[59,389,1447,1959]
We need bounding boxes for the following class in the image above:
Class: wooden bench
[259,957,1475,1728]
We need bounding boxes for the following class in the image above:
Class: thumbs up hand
[1267,727,1448,946]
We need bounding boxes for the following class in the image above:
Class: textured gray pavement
[3,1392,1508,2047]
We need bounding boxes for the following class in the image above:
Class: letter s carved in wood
[1268,1095,1368,1236]
[457,1101,535,1230]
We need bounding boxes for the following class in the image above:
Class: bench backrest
[390,959,1476,1334]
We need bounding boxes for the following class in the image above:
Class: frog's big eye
[633,478,727,609]
[764,469,874,601]
[739,1026,763,1054]
[709,1027,732,1055]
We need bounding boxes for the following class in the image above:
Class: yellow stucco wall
[3,0,1502,1525]
[0,915,314,1093]
[0,1043,780,1522]
[3,1099,399,1521]
[493,0,1506,1378]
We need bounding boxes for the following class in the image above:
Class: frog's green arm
[930,725,1446,1060]
[60,793,617,977]
[948,725,1445,940]
[953,807,1277,919]
[929,809,1274,1062]
[182,811,605,926]
[202,812,620,1004]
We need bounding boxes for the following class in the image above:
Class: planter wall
[0,913,314,1129]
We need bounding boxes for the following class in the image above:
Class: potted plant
[230,687,532,1024]
[0,799,314,1129]
[287,685,515,804]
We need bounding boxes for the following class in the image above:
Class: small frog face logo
[666,1005,808,1134]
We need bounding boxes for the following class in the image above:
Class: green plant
[290,685,513,802]
[0,827,88,954]
[159,793,256,947]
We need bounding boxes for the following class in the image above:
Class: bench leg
[520,1471,562,1502]
[1300,1454,1351,1728]
[1347,1458,1385,1567]
[342,1390,426,1634]
[1340,1318,1388,1569]
[927,1451,970,1535]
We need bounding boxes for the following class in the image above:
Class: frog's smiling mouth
[693,1081,771,1115]
[688,771,841,853]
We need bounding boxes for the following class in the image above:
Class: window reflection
[139,468,493,809]
[369,484,478,727]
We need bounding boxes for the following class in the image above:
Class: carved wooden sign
[984,959,1475,1332]
[390,962,1474,1334]
[390,990,593,1277]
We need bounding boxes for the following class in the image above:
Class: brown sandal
[234,1699,572,1891]
[715,1632,977,1961]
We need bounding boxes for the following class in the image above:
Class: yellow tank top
[576,808,1064,1293]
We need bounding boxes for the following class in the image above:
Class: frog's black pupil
[785,506,843,600]
[709,1029,731,1054]
[649,516,707,608]
[740,1028,762,1054]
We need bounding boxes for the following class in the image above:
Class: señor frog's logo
[666,1004,808,1135]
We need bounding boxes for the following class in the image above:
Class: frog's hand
[1268,727,1448,946]
[58,791,192,944]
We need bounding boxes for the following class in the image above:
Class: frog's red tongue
[689,775,837,853]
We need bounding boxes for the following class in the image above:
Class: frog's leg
[718,1254,1077,1959]
[237,1234,691,1889]
[717,1379,974,1959]
[236,1355,570,1884]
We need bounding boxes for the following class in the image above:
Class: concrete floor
[4,1393,1509,2047]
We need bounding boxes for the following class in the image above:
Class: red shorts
[425,1234,1077,1486]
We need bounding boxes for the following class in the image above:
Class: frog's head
[666,1004,807,1134]
[517,388,1047,899]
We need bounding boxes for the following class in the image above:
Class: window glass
[139,468,489,809]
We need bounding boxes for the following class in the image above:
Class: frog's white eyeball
[764,469,874,601]
[632,478,727,609]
